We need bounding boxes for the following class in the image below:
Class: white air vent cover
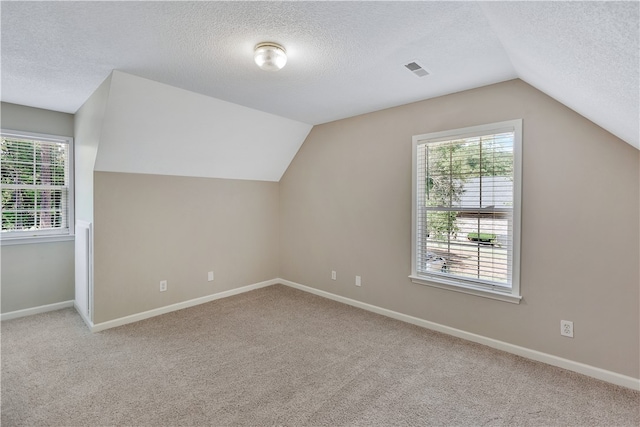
[404,61,430,77]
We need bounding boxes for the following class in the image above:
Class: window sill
[409,275,521,304]
[1,234,75,246]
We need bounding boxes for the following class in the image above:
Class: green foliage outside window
[425,136,513,241]
[1,136,68,232]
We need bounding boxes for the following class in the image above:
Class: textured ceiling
[480,1,639,149]
[1,1,638,148]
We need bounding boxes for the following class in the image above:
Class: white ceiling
[1,1,638,148]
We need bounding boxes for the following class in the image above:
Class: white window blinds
[412,120,522,296]
[1,131,73,238]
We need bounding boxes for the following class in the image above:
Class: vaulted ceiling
[1,1,638,149]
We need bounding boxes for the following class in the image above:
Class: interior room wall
[83,71,307,324]
[279,79,640,379]
[74,74,112,223]
[93,171,279,324]
[1,102,75,313]
[94,71,312,182]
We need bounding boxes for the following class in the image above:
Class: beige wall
[1,102,74,136]
[93,172,279,323]
[1,102,75,313]
[1,242,75,313]
[279,79,640,378]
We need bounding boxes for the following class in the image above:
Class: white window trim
[1,129,75,245]
[410,120,522,303]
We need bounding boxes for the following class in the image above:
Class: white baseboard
[90,278,279,333]
[1,300,74,321]
[277,278,640,391]
[9,279,637,391]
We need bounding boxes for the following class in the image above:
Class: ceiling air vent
[404,61,429,78]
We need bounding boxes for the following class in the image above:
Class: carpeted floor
[2,284,639,426]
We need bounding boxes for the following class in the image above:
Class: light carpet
[2,284,639,426]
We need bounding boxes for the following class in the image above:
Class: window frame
[410,120,522,303]
[1,129,75,245]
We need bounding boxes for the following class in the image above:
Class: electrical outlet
[159,280,167,292]
[355,275,361,287]
[208,271,214,282]
[331,270,336,280]
[560,320,573,338]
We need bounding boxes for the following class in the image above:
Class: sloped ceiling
[94,71,311,182]
[1,1,638,149]
[480,1,639,149]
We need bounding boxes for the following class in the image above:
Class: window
[411,120,522,303]
[1,129,74,243]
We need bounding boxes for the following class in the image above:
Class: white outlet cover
[355,276,361,287]
[208,271,214,282]
[160,280,168,292]
[331,271,336,280]
[560,320,574,338]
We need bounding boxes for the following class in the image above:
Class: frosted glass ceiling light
[254,42,287,71]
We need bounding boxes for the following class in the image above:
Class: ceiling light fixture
[254,42,287,71]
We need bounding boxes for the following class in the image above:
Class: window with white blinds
[1,130,74,241]
[411,120,522,302]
